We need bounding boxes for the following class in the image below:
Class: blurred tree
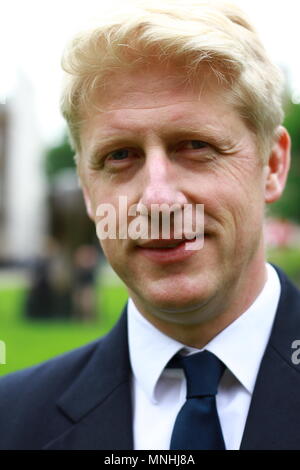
[270,101,300,223]
[45,133,75,181]
[285,102,300,157]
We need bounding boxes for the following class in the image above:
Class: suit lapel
[240,268,300,449]
[43,308,134,450]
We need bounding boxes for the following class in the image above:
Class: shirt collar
[127,263,281,402]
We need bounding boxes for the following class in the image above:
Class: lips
[136,236,204,264]
[138,238,189,249]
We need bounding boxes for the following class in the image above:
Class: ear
[264,126,291,204]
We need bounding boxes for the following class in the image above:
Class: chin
[149,300,214,326]
[145,289,212,316]
[127,269,219,316]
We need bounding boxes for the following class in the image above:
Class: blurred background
[0,0,300,375]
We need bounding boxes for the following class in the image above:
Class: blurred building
[0,72,47,264]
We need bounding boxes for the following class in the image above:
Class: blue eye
[108,149,130,161]
[177,140,208,152]
[188,140,207,149]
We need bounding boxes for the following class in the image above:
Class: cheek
[199,175,265,246]
[212,162,264,208]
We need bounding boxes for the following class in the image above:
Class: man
[0,0,299,450]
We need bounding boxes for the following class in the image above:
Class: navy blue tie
[169,350,226,450]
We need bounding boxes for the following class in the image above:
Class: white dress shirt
[127,263,281,450]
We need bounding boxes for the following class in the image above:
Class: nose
[138,149,188,211]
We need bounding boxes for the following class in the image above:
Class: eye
[107,149,131,161]
[101,147,140,172]
[179,140,208,150]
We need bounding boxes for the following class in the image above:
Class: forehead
[79,62,249,153]
[88,62,227,112]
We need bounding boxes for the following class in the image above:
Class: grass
[0,273,128,376]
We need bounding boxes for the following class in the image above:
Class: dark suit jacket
[1,266,300,450]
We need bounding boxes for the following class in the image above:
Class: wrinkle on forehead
[97,99,198,112]
[84,61,224,116]
[82,96,231,141]
[81,84,233,146]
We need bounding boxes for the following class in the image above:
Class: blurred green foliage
[267,247,300,285]
[270,101,300,222]
[45,134,75,181]
[285,102,300,157]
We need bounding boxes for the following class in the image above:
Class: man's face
[79,63,271,327]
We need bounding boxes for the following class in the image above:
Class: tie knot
[171,350,225,398]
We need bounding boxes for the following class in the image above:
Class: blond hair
[60,0,284,159]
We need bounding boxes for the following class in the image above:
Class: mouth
[139,238,190,249]
[136,235,206,263]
